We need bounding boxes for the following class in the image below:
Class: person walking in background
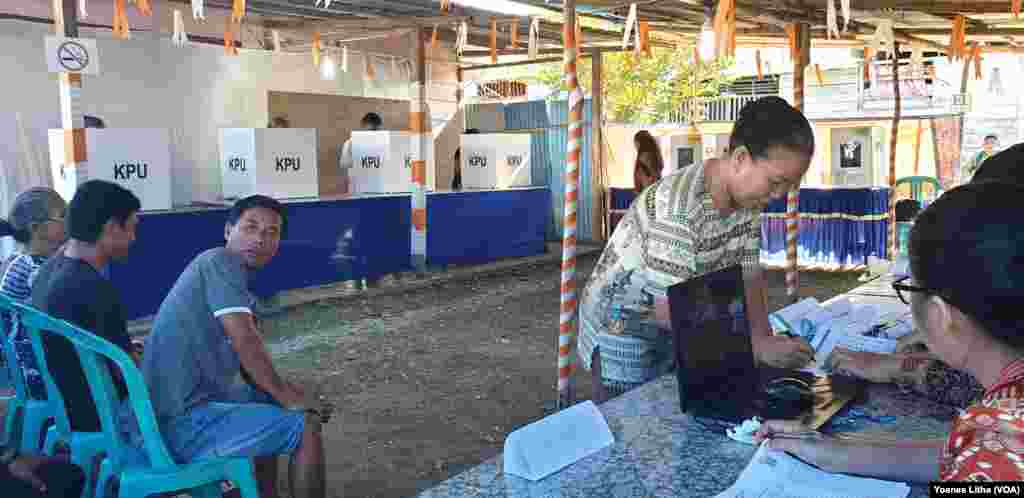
[962,134,999,183]
[633,130,664,193]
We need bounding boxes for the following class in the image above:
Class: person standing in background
[338,113,383,195]
[962,134,999,184]
[451,128,480,191]
[633,130,664,193]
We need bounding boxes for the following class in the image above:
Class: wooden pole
[409,31,430,270]
[54,0,87,206]
[888,43,902,260]
[786,22,809,303]
[912,119,923,175]
[591,49,605,241]
[956,46,971,185]
[558,0,581,410]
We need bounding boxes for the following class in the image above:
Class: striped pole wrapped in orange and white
[888,42,901,260]
[57,72,88,198]
[558,0,582,410]
[410,32,431,270]
[786,23,809,303]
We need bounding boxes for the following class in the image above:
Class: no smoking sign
[45,36,100,75]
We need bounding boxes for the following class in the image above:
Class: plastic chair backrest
[0,294,29,402]
[16,303,76,439]
[894,176,942,201]
[12,302,178,471]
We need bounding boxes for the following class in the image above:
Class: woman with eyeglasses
[755,181,1024,482]
[1,187,68,400]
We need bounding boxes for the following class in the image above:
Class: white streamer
[78,0,88,19]
[528,18,540,59]
[191,0,205,20]
[841,0,851,33]
[172,9,188,46]
[826,0,839,39]
[341,45,349,72]
[272,30,281,52]
[622,4,637,49]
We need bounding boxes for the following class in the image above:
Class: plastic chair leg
[94,459,115,498]
[19,402,51,453]
[2,397,22,447]
[229,459,260,498]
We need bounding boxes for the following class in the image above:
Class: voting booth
[349,131,436,194]
[49,128,173,211]
[460,133,532,189]
[219,128,319,200]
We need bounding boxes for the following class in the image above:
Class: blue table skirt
[109,188,551,320]
[610,187,891,270]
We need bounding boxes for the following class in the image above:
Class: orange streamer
[815,64,824,85]
[510,22,519,48]
[134,0,152,16]
[431,26,439,50]
[440,0,450,15]
[312,32,321,66]
[1015,0,1022,17]
[755,49,763,79]
[113,0,130,39]
[224,16,238,55]
[972,44,983,80]
[490,17,497,63]
[231,0,245,23]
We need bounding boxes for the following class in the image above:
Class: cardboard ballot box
[49,128,173,211]
[460,133,532,190]
[349,131,435,193]
[219,128,319,200]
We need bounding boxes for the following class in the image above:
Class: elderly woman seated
[757,181,1024,482]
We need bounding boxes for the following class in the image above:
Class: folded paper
[502,401,614,481]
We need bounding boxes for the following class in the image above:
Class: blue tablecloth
[608,187,891,270]
[109,188,550,320]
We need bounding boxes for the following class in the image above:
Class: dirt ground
[262,253,864,498]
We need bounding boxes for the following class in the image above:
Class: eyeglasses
[891,275,937,305]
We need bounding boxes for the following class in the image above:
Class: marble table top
[414,374,953,498]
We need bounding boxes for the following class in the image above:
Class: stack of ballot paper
[715,443,911,498]
[770,297,914,369]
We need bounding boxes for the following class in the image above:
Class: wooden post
[409,31,431,270]
[912,119,923,175]
[786,23,809,303]
[558,0,581,410]
[591,49,605,241]
[888,43,902,260]
[956,46,971,185]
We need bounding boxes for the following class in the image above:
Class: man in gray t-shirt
[142,196,327,498]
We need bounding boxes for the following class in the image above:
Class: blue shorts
[161,384,306,463]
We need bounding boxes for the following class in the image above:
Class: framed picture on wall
[677,147,695,169]
[840,141,862,169]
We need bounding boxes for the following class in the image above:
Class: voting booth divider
[460,133,532,190]
[49,128,173,211]
[219,128,320,200]
[349,131,436,194]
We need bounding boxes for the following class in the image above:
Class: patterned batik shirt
[940,358,1024,481]
[577,162,762,384]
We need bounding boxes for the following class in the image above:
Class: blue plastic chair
[894,176,942,202]
[15,302,109,498]
[15,304,259,498]
[0,294,56,453]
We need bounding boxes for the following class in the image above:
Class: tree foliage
[518,47,737,125]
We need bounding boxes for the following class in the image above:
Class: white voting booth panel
[460,133,532,189]
[665,133,703,175]
[219,128,319,200]
[349,131,435,194]
[49,128,173,211]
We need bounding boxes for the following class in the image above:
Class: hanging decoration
[577,19,585,53]
[78,0,88,18]
[972,44,983,80]
[490,17,498,63]
[192,0,205,20]
[510,22,519,48]
[814,64,824,85]
[622,3,638,50]
[431,25,440,50]
[826,0,839,39]
[224,16,237,55]
[989,67,1005,95]
[172,9,188,46]
[312,32,321,66]
[440,0,450,15]
[949,15,968,61]
[532,17,540,59]
[755,49,763,79]
[713,0,736,58]
[341,46,349,72]
[272,30,282,52]
[133,0,152,17]
[1014,0,1021,18]
[113,0,130,39]
[841,0,851,33]
[638,21,652,57]
[391,56,399,80]
[231,0,245,23]
[868,19,896,56]
[365,53,376,80]
[863,46,873,81]
[785,24,797,62]
[456,21,469,57]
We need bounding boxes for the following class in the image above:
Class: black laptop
[668,265,859,427]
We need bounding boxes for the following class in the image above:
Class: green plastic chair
[0,294,56,453]
[894,176,942,202]
[13,302,259,498]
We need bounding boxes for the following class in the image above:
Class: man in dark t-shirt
[31,180,141,433]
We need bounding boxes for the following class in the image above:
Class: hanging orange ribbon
[694,46,700,66]
[224,16,238,55]
[972,44,983,80]
[365,54,376,80]
[510,22,519,48]
[755,49,763,79]
[133,0,152,16]
[490,17,498,63]
[431,26,439,50]
[785,24,797,62]
[1014,0,1022,18]
[949,15,967,61]
[231,0,245,23]
[713,0,736,57]
[577,19,584,52]
[440,0,450,15]
[638,21,651,57]
[864,47,872,81]
[312,32,321,66]
[113,0,130,39]
[815,64,824,85]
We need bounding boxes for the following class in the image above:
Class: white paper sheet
[715,443,910,498]
[502,400,615,481]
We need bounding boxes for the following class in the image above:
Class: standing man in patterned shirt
[578,97,817,397]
